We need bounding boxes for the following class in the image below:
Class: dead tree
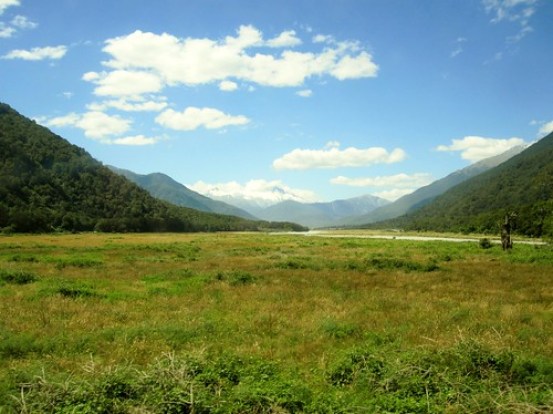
[500,213,516,250]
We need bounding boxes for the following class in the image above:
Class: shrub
[0,269,38,284]
[228,271,256,286]
[366,257,439,272]
[56,285,99,299]
[479,238,493,249]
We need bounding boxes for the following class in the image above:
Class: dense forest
[366,131,553,238]
[0,103,305,233]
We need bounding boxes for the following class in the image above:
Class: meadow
[0,231,551,413]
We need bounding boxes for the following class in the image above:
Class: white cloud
[273,142,406,170]
[331,173,433,202]
[87,98,167,112]
[373,188,415,202]
[44,111,131,141]
[266,30,302,48]
[312,34,333,44]
[94,25,378,95]
[189,179,319,204]
[11,14,36,29]
[436,135,527,162]
[219,80,238,91]
[538,121,553,136]
[83,70,163,98]
[155,107,250,131]
[296,89,312,98]
[0,0,19,15]
[44,113,81,128]
[112,135,159,146]
[330,173,433,188]
[0,23,15,38]
[331,52,379,80]
[2,45,67,60]
[82,71,100,81]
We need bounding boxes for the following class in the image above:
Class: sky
[1,0,552,204]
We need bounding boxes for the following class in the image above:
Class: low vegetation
[0,232,551,412]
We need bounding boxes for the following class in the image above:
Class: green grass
[0,232,551,412]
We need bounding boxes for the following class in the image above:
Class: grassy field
[0,231,551,413]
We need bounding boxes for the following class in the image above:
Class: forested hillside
[368,132,553,237]
[0,103,304,233]
[345,145,525,226]
[108,166,256,220]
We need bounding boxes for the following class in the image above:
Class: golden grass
[0,231,551,378]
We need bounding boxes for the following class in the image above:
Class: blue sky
[1,0,552,204]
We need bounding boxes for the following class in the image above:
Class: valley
[1,231,551,412]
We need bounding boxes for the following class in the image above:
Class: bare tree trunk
[501,214,513,250]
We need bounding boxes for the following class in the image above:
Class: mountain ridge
[0,103,305,233]
[108,166,256,220]
[367,133,553,237]
[342,145,527,226]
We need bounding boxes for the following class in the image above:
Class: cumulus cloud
[330,173,433,188]
[11,15,36,29]
[83,70,164,97]
[0,1,34,39]
[155,107,250,131]
[538,121,553,137]
[266,30,302,48]
[296,89,312,97]
[2,45,67,60]
[0,0,19,15]
[436,136,527,162]
[189,179,318,205]
[330,52,379,80]
[0,24,15,38]
[87,98,168,112]
[112,135,159,146]
[219,80,238,91]
[44,111,131,141]
[90,25,377,98]
[273,141,406,170]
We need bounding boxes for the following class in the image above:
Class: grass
[0,231,551,412]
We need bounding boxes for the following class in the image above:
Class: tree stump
[501,214,514,250]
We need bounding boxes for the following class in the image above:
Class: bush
[0,269,38,284]
[479,238,493,249]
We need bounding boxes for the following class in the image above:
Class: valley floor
[0,232,551,412]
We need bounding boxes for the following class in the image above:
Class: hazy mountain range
[0,103,305,233]
[3,101,550,236]
[340,145,527,227]
[108,166,256,220]
[114,147,526,229]
[377,131,553,236]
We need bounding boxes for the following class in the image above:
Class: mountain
[245,194,389,228]
[344,145,526,226]
[0,103,305,233]
[108,166,256,220]
[370,132,553,237]
[202,184,317,218]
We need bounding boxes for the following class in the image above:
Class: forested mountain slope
[108,166,256,220]
[0,103,303,233]
[369,132,553,237]
[345,145,525,226]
